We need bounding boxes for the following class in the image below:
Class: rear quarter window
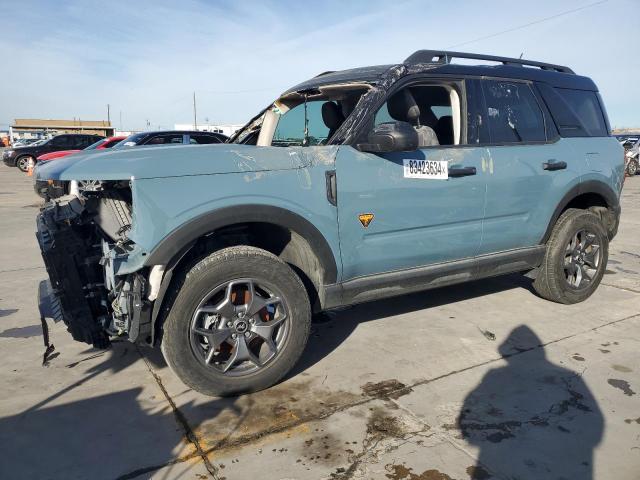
[555,88,608,137]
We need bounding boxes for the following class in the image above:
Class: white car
[618,135,640,176]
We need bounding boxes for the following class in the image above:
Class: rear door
[478,79,582,254]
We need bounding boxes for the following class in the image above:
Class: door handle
[448,166,477,177]
[543,160,567,171]
[325,170,337,206]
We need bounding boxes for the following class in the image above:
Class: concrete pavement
[0,165,638,479]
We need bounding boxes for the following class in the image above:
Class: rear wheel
[161,246,311,396]
[16,155,34,172]
[533,208,608,304]
[627,159,638,176]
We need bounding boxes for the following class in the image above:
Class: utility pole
[193,91,197,130]
[119,111,123,132]
[107,104,110,124]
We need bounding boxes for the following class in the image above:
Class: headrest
[387,89,420,123]
[321,102,345,129]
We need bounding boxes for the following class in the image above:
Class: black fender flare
[541,180,620,243]
[145,204,338,345]
[144,204,338,283]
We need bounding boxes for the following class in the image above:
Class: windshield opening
[230,83,371,146]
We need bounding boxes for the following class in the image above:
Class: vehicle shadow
[289,273,535,378]
[457,325,603,479]
[0,340,243,480]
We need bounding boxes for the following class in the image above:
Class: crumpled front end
[36,182,151,348]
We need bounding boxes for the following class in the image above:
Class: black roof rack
[313,70,336,78]
[404,50,574,74]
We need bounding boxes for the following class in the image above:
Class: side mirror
[358,121,418,153]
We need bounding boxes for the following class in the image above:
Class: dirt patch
[572,354,585,362]
[195,379,362,453]
[384,464,455,480]
[362,379,413,400]
[367,408,407,440]
[296,430,344,467]
[612,364,633,373]
[607,379,636,396]
[624,417,640,424]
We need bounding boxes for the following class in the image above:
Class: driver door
[335,80,487,281]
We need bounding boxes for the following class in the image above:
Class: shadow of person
[457,325,604,479]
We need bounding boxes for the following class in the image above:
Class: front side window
[371,83,462,147]
[85,139,107,150]
[272,101,329,147]
[482,81,546,143]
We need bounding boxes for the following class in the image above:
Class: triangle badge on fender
[358,213,374,228]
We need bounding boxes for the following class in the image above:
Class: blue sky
[0,0,638,131]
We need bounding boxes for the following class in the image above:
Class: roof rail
[404,50,574,74]
[313,70,336,78]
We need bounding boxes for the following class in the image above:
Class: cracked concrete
[0,166,639,479]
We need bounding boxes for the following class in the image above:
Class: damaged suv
[36,50,624,396]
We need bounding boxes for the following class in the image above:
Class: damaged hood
[35,144,308,181]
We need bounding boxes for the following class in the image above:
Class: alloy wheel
[189,278,290,376]
[17,156,32,172]
[563,229,601,288]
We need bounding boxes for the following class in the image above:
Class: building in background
[174,123,243,137]
[9,118,114,142]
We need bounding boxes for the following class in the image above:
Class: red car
[37,136,126,162]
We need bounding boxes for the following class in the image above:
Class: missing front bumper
[36,195,111,348]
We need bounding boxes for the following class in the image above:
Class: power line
[446,0,608,49]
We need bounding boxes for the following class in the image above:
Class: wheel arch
[541,180,620,244]
[145,204,339,344]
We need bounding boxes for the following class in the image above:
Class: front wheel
[161,246,311,396]
[16,155,34,172]
[533,208,608,304]
[627,159,638,176]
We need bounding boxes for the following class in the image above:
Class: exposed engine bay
[36,181,151,348]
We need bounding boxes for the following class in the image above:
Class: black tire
[627,159,638,176]
[16,155,34,172]
[533,208,608,304]
[161,246,311,396]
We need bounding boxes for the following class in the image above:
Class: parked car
[35,132,226,199]
[113,130,227,149]
[616,135,640,176]
[34,136,127,198]
[37,136,126,162]
[3,133,104,172]
[36,50,623,397]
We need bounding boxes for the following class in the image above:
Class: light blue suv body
[36,51,623,376]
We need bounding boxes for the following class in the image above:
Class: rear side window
[189,134,221,144]
[555,88,607,137]
[50,135,69,147]
[145,134,184,145]
[482,80,546,143]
